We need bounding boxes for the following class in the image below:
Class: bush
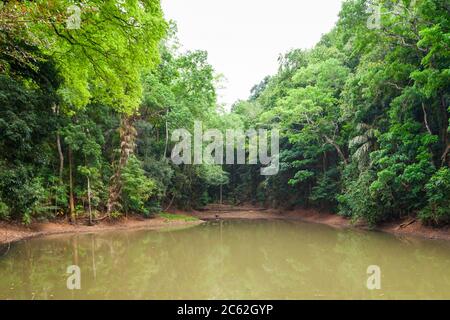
[338,170,380,227]
[310,168,340,209]
[0,201,10,220]
[419,168,450,225]
[121,156,157,217]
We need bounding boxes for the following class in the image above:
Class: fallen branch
[398,219,417,229]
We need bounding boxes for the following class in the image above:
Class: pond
[1,220,450,299]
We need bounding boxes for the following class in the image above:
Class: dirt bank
[0,215,204,245]
[1,205,449,245]
[287,209,450,241]
[187,204,450,241]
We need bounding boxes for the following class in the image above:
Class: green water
[1,220,450,300]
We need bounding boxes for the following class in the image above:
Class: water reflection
[1,220,450,299]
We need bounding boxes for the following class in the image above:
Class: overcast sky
[161,0,344,108]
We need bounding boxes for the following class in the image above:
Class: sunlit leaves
[2,0,168,112]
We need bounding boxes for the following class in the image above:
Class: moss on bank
[158,212,199,222]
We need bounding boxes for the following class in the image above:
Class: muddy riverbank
[187,204,450,241]
[0,215,204,245]
[1,205,449,245]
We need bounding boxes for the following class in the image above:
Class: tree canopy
[0,0,448,227]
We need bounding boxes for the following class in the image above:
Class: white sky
[161,0,344,108]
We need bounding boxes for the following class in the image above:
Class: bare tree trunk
[53,104,65,181]
[323,135,348,165]
[442,144,450,167]
[68,147,76,223]
[422,103,433,135]
[56,132,64,181]
[164,193,175,212]
[83,155,93,225]
[87,175,93,225]
[163,108,169,160]
[440,95,449,167]
[55,132,64,217]
[106,115,137,216]
[53,104,64,218]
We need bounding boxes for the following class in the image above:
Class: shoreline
[186,205,450,241]
[1,206,449,245]
[0,215,205,245]
[286,209,450,241]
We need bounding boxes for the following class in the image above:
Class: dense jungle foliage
[226,0,450,226]
[0,0,448,227]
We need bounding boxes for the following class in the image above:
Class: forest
[0,0,449,228]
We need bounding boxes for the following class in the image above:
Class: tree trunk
[56,133,64,181]
[54,104,64,181]
[68,147,76,223]
[106,115,137,216]
[87,175,93,225]
[442,144,450,167]
[164,193,175,212]
[323,135,348,165]
[163,108,169,160]
[422,103,432,135]
[440,94,449,167]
